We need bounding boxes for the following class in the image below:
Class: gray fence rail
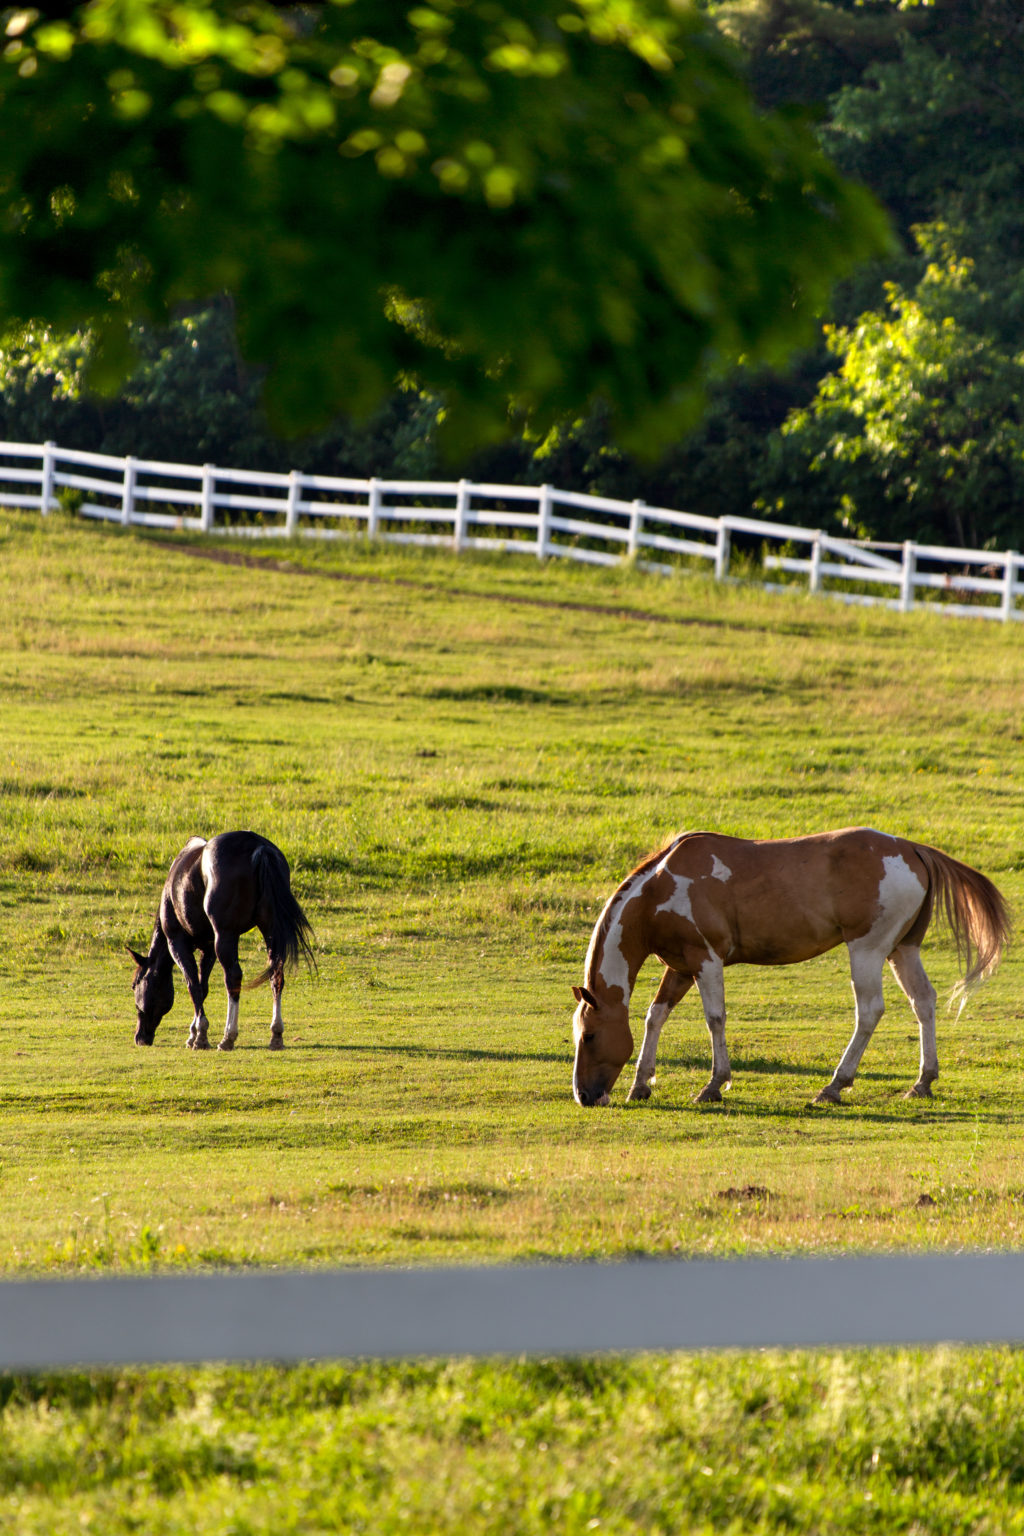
[2,1253,1024,1371]
[2,438,1022,621]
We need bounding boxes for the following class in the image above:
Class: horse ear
[572,985,598,1008]
[126,945,148,969]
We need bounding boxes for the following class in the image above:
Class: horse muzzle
[574,1084,612,1108]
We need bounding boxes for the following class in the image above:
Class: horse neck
[147,920,171,970]
[585,876,650,1009]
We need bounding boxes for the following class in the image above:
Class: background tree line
[1,0,1021,550]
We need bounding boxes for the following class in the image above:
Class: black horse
[128,831,315,1050]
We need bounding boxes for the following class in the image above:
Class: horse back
[653,827,931,966]
[199,830,281,936]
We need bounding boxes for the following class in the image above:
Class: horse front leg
[627,967,693,1102]
[166,935,211,1050]
[213,932,243,1052]
[694,955,731,1103]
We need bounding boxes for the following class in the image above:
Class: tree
[757,1,1024,546]
[707,0,907,114]
[0,1,889,452]
[757,243,1024,547]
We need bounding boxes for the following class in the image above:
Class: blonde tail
[913,843,1011,1010]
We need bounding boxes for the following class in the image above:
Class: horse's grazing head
[127,947,174,1045]
[571,985,633,1107]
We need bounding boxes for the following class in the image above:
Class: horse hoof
[694,1084,723,1104]
[217,1039,235,1052]
[904,1081,934,1100]
[268,1036,284,1051]
[813,1085,843,1105]
[626,1083,652,1103]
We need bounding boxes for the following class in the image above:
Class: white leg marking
[269,982,285,1050]
[694,956,730,1103]
[817,940,887,1101]
[627,1002,670,1101]
[890,945,939,1097]
[187,1011,210,1050]
[218,993,240,1052]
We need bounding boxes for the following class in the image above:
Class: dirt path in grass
[153,539,727,630]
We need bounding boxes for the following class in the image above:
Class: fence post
[537,484,552,560]
[40,440,56,516]
[200,464,215,533]
[1000,550,1017,623]
[714,519,731,581]
[121,455,137,526]
[453,478,470,553]
[808,534,823,594]
[366,477,381,539]
[899,540,916,613]
[285,469,302,538]
[628,499,645,560]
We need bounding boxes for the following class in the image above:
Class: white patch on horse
[594,870,651,997]
[878,853,926,925]
[219,991,240,1051]
[655,871,695,922]
[631,1000,671,1092]
[710,855,732,882]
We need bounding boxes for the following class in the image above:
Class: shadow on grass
[615,1092,1019,1127]
[304,1041,568,1064]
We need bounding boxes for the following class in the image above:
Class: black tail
[246,843,317,989]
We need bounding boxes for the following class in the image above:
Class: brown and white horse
[571,827,1009,1107]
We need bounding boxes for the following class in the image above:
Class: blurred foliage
[707,0,908,111]
[0,302,443,476]
[6,0,1024,550]
[0,0,888,453]
[769,0,1024,547]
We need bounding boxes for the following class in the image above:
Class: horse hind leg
[214,932,243,1052]
[889,944,938,1098]
[269,961,285,1051]
[815,939,887,1104]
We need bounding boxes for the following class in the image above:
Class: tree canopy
[766,0,1024,546]
[0,0,888,450]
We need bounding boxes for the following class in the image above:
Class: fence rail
[2,1253,1024,1371]
[3,439,1022,621]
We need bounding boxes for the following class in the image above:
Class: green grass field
[2,508,1024,1531]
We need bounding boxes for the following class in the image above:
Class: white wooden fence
[4,1252,1024,1369]
[2,438,1022,621]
